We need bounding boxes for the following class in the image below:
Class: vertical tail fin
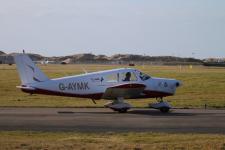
[14,54,49,85]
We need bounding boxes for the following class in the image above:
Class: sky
[0,0,225,58]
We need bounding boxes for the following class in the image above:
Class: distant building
[203,58,225,67]
[0,54,14,64]
[61,58,72,64]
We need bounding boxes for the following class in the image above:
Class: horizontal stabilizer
[16,86,36,91]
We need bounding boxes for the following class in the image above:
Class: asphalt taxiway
[0,108,225,133]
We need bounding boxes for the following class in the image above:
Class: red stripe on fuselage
[21,88,103,100]
[110,83,146,89]
[142,90,173,98]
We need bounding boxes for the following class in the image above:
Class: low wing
[102,83,146,99]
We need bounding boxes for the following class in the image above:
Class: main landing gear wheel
[159,107,170,113]
[112,108,129,113]
[119,109,128,113]
[104,97,132,113]
[149,97,172,113]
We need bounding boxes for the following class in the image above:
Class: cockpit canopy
[120,70,151,82]
[104,69,151,83]
[139,72,151,81]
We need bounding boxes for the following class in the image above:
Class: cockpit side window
[121,72,137,82]
[106,73,118,82]
[139,72,151,81]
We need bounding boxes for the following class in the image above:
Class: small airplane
[34,58,55,65]
[14,54,181,113]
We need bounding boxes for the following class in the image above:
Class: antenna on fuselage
[80,66,88,74]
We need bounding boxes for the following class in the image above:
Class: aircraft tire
[118,108,128,113]
[160,107,170,113]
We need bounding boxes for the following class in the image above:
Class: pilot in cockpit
[123,72,131,81]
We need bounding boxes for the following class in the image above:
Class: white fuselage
[23,68,180,100]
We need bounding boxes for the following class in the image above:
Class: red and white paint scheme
[14,54,181,113]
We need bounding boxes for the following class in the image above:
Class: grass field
[0,64,225,149]
[0,64,225,108]
[0,131,224,150]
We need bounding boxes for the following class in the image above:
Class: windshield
[139,72,151,81]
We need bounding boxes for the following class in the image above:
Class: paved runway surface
[0,108,225,133]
